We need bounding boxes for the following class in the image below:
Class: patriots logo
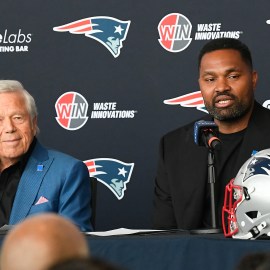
[164,91,207,113]
[263,100,270,110]
[243,156,270,182]
[84,158,134,200]
[53,16,131,58]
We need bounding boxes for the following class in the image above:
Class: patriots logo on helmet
[84,158,134,200]
[53,16,131,58]
[164,91,207,113]
[263,100,270,110]
[243,156,270,182]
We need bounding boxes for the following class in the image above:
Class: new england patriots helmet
[222,149,270,239]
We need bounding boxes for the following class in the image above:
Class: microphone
[194,120,221,150]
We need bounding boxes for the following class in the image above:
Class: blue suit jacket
[9,140,93,232]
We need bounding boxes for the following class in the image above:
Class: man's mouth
[214,95,234,108]
[2,138,20,143]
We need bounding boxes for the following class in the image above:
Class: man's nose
[3,118,16,133]
[214,78,231,92]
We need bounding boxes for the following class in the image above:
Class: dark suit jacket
[9,140,92,232]
[153,101,270,230]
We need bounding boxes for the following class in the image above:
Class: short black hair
[198,38,253,70]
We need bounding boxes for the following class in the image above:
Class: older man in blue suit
[0,80,92,231]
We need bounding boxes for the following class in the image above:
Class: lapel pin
[37,165,44,172]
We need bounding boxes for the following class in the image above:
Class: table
[1,231,270,270]
[87,231,270,270]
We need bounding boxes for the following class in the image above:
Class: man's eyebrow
[200,67,241,76]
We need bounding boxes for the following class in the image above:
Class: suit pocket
[29,200,57,215]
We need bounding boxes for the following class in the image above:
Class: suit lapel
[9,141,53,224]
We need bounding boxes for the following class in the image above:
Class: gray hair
[0,80,38,119]
[0,80,39,133]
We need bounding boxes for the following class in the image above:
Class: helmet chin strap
[233,221,267,240]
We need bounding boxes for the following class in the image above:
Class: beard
[204,92,253,121]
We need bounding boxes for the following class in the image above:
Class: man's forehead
[0,96,28,115]
[199,50,247,73]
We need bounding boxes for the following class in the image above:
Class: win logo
[158,13,192,53]
[55,92,89,130]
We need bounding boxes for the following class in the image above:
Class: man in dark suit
[0,80,92,231]
[153,38,270,230]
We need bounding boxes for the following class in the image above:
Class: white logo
[91,102,137,119]
[0,29,32,53]
[263,100,270,110]
[195,23,242,40]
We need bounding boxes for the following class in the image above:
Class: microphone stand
[190,148,222,234]
[208,149,220,232]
